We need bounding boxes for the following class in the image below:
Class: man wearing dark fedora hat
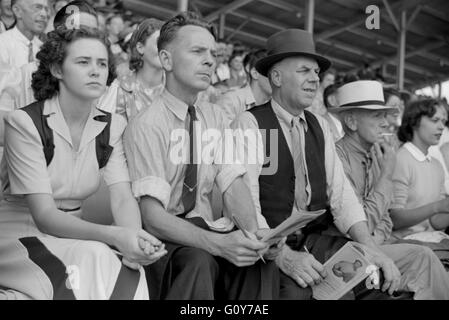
[232,29,412,299]
[334,80,449,299]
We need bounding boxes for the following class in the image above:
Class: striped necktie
[181,105,198,214]
[291,117,308,211]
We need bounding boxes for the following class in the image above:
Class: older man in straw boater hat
[334,80,449,299]
[232,29,419,299]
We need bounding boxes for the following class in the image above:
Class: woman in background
[390,99,449,240]
[106,18,164,120]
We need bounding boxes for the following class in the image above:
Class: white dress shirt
[231,99,367,234]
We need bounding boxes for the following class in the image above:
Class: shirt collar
[271,98,308,132]
[11,26,40,45]
[242,84,256,107]
[162,89,197,122]
[404,142,432,162]
[341,134,372,162]
[43,95,108,148]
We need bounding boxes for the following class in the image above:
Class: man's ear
[270,68,282,88]
[50,64,63,80]
[343,111,357,132]
[250,67,259,81]
[159,48,173,72]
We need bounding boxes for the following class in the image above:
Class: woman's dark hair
[157,11,216,51]
[397,98,441,142]
[53,0,97,30]
[32,27,116,101]
[128,18,163,72]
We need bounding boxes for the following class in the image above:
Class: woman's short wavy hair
[128,18,163,72]
[32,27,116,101]
[397,98,442,143]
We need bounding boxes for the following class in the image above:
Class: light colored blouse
[1,95,130,211]
[391,142,446,239]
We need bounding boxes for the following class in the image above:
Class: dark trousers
[145,242,280,300]
[282,232,413,300]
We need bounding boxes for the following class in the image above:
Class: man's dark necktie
[181,105,198,214]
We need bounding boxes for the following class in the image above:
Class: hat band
[339,100,385,108]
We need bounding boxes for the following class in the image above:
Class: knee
[79,241,115,264]
[174,247,219,276]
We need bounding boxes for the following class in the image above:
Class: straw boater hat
[255,29,331,77]
[330,80,397,113]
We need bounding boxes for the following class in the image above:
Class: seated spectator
[216,49,271,124]
[106,14,126,66]
[383,87,404,150]
[429,100,449,195]
[390,99,449,240]
[0,0,49,148]
[0,27,166,299]
[100,18,164,120]
[3,0,99,112]
[321,82,344,142]
[224,51,247,89]
[124,11,281,300]
[0,0,15,33]
[307,67,336,116]
[333,80,449,298]
[211,41,230,84]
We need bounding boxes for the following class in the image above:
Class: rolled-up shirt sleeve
[320,117,367,234]
[212,106,247,192]
[4,110,52,194]
[230,111,269,229]
[123,117,171,209]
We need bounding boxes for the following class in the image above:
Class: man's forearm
[139,196,220,255]
[223,175,259,233]
[348,221,379,249]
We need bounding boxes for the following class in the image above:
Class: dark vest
[249,102,331,231]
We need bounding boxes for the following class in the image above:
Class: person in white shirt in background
[216,49,271,124]
[307,67,336,116]
[0,0,15,33]
[0,0,49,146]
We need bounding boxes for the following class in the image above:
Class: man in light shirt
[216,49,272,124]
[0,0,49,145]
[334,80,449,299]
[232,28,426,299]
[124,11,284,300]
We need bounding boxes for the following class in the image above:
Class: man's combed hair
[397,98,441,143]
[31,27,116,101]
[157,11,217,52]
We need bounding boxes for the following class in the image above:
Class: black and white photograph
[0,0,448,309]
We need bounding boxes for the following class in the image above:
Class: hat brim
[328,105,398,113]
[255,52,331,77]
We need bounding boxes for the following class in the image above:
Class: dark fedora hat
[255,29,331,77]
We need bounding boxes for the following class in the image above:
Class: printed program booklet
[312,241,376,300]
